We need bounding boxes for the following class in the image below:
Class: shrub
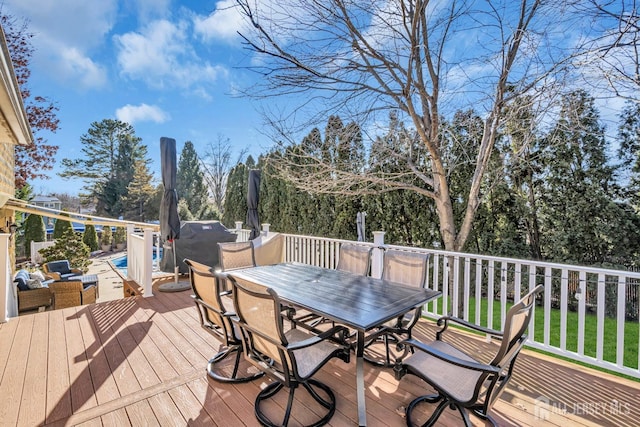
[53,213,72,239]
[113,226,126,245]
[101,225,112,248]
[24,214,45,258]
[39,228,90,272]
[83,221,99,252]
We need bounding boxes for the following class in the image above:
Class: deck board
[18,312,49,427]
[1,284,639,427]
[0,314,33,426]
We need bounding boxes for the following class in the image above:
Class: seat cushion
[403,340,484,404]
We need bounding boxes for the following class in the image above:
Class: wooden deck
[1,283,639,427]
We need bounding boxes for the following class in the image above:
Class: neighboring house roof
[32,195,62,204]
[0,25,33,147]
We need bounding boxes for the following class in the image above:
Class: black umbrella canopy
[159,137,180,243]
[247,169,261,240]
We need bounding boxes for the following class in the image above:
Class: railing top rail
[282,233,376,247]
[382,243,640,279]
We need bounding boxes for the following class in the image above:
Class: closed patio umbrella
[159,137,188,292]
[247,169,261,240]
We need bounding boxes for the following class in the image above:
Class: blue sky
[4,0,266,196]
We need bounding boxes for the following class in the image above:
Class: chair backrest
[381,250,430,289]
[185,259,232,341]
[336,244,371,275]
[490,285,543,367]
[229,275,291,381]
[218,241,256,271]
[44,260,72,275]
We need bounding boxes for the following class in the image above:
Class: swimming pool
[111,250,162,276]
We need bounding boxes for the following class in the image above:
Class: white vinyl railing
[281,232,640,379]
[126,225,154,297]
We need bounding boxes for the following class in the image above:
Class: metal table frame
[228,262,441,426]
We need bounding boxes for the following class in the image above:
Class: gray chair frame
[228,273,351,427]
[394,285,544,427]
[185,258,262,383]
[364,249,430,367]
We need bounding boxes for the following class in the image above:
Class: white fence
[30,240,55,265]
[281,232,640,379]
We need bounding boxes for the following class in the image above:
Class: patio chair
[217,241,256,292]
[49,280,97,309]
[335,243,372,275]
[218,241,255,271]
[228,273,351,427]
[184,258,262,383]
[42,260,83,281]
[363,249,430,366]
[296,243,374,330]
[394,285,544,427]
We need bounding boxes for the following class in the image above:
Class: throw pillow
[27,279,43,289]
[15,277,29,291]
[30,271,46,281]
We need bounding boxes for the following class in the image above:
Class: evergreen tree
[177,141,210,218]
[53,213,72,239]
[122,160,156,221]
[222,161,249,228]
[24,213,45,258]
[539,90,621,264]
[60,119,149,217]
[40,228,90,271]
[83,220,99,252]
[618,101,640,211]
[101,225,112,249]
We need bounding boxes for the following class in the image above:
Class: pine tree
[40,228,90,271]
[60,119,149,217]
[122,160,155,221]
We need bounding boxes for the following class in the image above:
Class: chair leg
[406,394,445,427]
[207,345,263,383]
[255,379,336,427]
[363,331,400,367]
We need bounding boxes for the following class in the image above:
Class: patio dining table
[228,262,441,426]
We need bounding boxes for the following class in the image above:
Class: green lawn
[426,296,639,370]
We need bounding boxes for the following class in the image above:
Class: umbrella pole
[173,240,178,284]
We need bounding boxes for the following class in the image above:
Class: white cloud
[115,103,170,124]
[114,19,228,94]
[193,0,245,42]
[57,47,107,88]
[4,0,118,89]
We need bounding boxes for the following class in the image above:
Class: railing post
[0,234,9,322]
[235,221,243,232]
[372,231,385,279]
[143,228,154,297]
[127,224,134,278]
[261,223,270,237]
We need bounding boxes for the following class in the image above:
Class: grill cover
[160,221,237,274]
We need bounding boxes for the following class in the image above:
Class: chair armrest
[81,285,97,304]
[436,316,504,340]
[287,325,350,351]
[397,338,500,374]
[193,295,232,317]
[46,272,62,281]
[71,268,83,275]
